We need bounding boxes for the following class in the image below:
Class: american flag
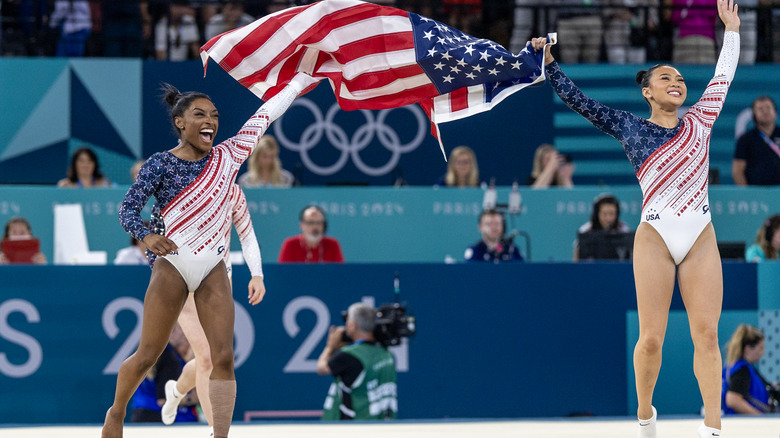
[201,0,552,151]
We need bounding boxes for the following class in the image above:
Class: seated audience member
[722,324,778,414]
[745,214,780,262]
[130,324,199,423]
[154,0,200,61]
[237,135,294,188]
[316,302,397,420]
[435,145,481,188]
[58,147,112,188]
[464,209,523,263]
[732,96,780,186]
[204,1,255,41]
[278,205,344,263]
[0,217,46,265]
[114,237,149,265]
[527,144,574,188]
[574,194,631,261]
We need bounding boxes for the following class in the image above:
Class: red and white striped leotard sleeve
[227,184,263,277]
[637,31,739,218]
[161,84,301,256]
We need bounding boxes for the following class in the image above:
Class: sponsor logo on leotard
[702,205,709,214]
[217,246,225,255]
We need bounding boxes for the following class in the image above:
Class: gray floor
[4,417,780,438]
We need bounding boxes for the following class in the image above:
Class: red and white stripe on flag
[201,0,438,109]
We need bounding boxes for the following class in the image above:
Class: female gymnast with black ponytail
[531,0,740,436]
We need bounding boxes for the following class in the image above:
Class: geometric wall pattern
[759,310,780,383]
[0,59,141,184]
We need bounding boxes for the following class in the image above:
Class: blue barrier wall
[0,262,760,423]
[0,186,777,264]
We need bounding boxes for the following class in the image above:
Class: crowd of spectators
[2,1,779,63]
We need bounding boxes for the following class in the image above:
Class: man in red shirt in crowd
[278,205,344,263]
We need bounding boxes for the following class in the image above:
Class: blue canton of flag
[411,14,543,99]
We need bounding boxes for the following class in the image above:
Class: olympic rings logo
[272,99,427,176]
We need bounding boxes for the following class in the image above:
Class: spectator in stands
[190,0,220,35]
[526,143,574,188]
[435,145,481,188]
[573,193,631,261]
[0,217,46,265]
[553,0,604,64]
[102,1,151,57]
[722,324,778,414]
[666,0,718,63]
[114,236,150,265]
[237,135,294,188]
[154,0,200,61]
[734,0,758,64]
[204,0,255,41]
[604,0,659,64]
[603,0,634,64]
[278,205,344,263]
[57,147,112,188]
[49,0,91,57]
[316,302,398,420]
[130,323,199,423]
[745,214,780,262]
[464,209,523,263]
[732,96,780,186]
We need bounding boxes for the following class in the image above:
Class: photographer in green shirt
[316,303,398,420]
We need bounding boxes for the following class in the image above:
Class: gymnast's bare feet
[101,406,124,438]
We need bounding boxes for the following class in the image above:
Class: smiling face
[175,98,219,154]
[643,66,687,111]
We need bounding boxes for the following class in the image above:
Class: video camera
[341,302,416,347]
[374,302,415,346]
[341,273,416,347]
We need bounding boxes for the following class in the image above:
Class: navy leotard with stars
[546,60,679,174]
[119,151,210,264]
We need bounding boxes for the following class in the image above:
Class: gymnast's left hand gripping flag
[200,0,553,153]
